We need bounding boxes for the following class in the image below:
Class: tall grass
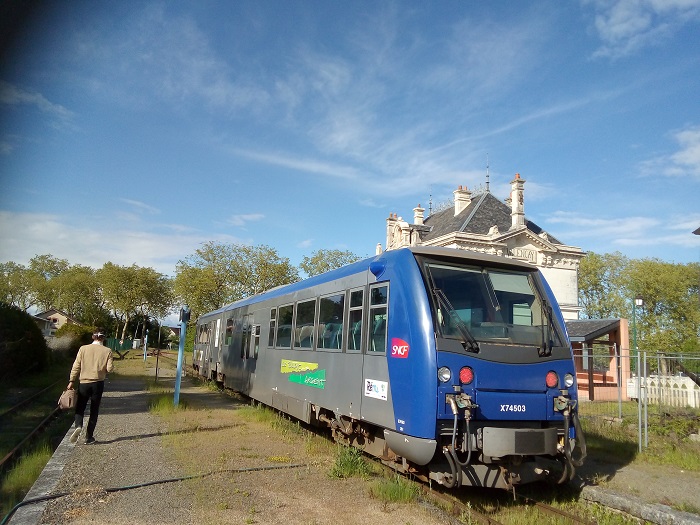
[329,446,373,480]
[369,475,419,503]
[148,393,188,414]
[0,441,52,518]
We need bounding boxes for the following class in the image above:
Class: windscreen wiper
[434,287,480,354]
[539,297,554,357]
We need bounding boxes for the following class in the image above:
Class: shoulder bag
[58,388,77,410]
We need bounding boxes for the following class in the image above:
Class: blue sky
[1,0,700,279]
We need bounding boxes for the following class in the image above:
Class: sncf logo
[391,338,410,358]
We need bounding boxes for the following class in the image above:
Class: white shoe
[70,426,82,443]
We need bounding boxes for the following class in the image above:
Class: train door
[199,321,213,379]
[247,324,260,360]
[210,317,222,381]
[360,283,393,427]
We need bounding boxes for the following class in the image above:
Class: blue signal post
[174,305,190,406]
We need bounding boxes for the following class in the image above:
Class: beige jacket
[70,342,114,383]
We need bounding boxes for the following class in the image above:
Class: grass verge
[0,440,52,518]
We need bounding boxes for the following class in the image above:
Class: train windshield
[425,262,564,350]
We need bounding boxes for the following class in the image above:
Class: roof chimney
[453,185,472,216]
[413,204,425,225]
[509,173,526,230]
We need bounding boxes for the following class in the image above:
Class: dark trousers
[74,381,105,439]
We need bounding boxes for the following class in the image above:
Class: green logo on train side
[288,368,326,389]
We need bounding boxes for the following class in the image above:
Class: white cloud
[119,199,161,215]
[0,81,74,121]
[586,0,700,59]
[227,214,265,227]
[639,124,700,179]
[75,5,269,115]
[232,148,361,182]
[297,239,313,249]
[547,210,659,238]
[0,210,240,276]
[546,210,700,253]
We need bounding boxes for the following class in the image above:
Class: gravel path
[38,376,196,525]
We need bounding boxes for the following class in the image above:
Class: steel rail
[0,380,61,419]
[516,492,597,525]
[0,407,61,470]
[421,485,506,525]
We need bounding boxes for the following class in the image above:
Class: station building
[380,174,585,321]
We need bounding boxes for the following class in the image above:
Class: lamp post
[632,296,643,354]
[633,295,644,452]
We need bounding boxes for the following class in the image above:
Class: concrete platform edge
[6,427,75,525]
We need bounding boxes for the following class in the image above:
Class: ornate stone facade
[381,174,584,320]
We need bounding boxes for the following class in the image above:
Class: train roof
[197,246,538,321]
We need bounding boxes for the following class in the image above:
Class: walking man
[67,330,114,444]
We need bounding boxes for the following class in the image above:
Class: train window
[241,316,251,359]
[369,284,388,353]
[347,288,363,352]
[268,308,276,347]
[276,304,293,348]
[197,324,209,344]
[318,293,344,351]
[225,318,234,346]
[252,325,260,359]
[426,262,564,348]
[294,299,316,349]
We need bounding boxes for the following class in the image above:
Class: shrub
[53,323,94,357]
[0,302,50,381]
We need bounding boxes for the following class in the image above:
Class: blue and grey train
[193,246,586,489]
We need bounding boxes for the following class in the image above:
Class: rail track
[0,381,66,471]
[414,471,599,525]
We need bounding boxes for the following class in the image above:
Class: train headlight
[564,373,575,388]
[438,367,452,383]
[459,366,474,385]
[545,371,559,388]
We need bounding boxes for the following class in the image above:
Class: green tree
[625,259,700,353]
[578,251,629,319]
[174,242,298,320]
[0,261,35,311]
[299,249,362,277]
[578,252,700,354]
[53,265,102,322]
[28,254,70,311]
[98,263,174,342]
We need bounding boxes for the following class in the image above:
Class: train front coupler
[553,390,587,482]
[441,390,478,487]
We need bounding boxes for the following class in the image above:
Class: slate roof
[421,191,562,244]
[565,318,621,343]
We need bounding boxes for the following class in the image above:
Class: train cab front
[433,352,587,490]
[420,254,586,490]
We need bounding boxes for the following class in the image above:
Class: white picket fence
[628,375,700,408]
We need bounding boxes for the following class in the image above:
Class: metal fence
[575,346,700,451]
